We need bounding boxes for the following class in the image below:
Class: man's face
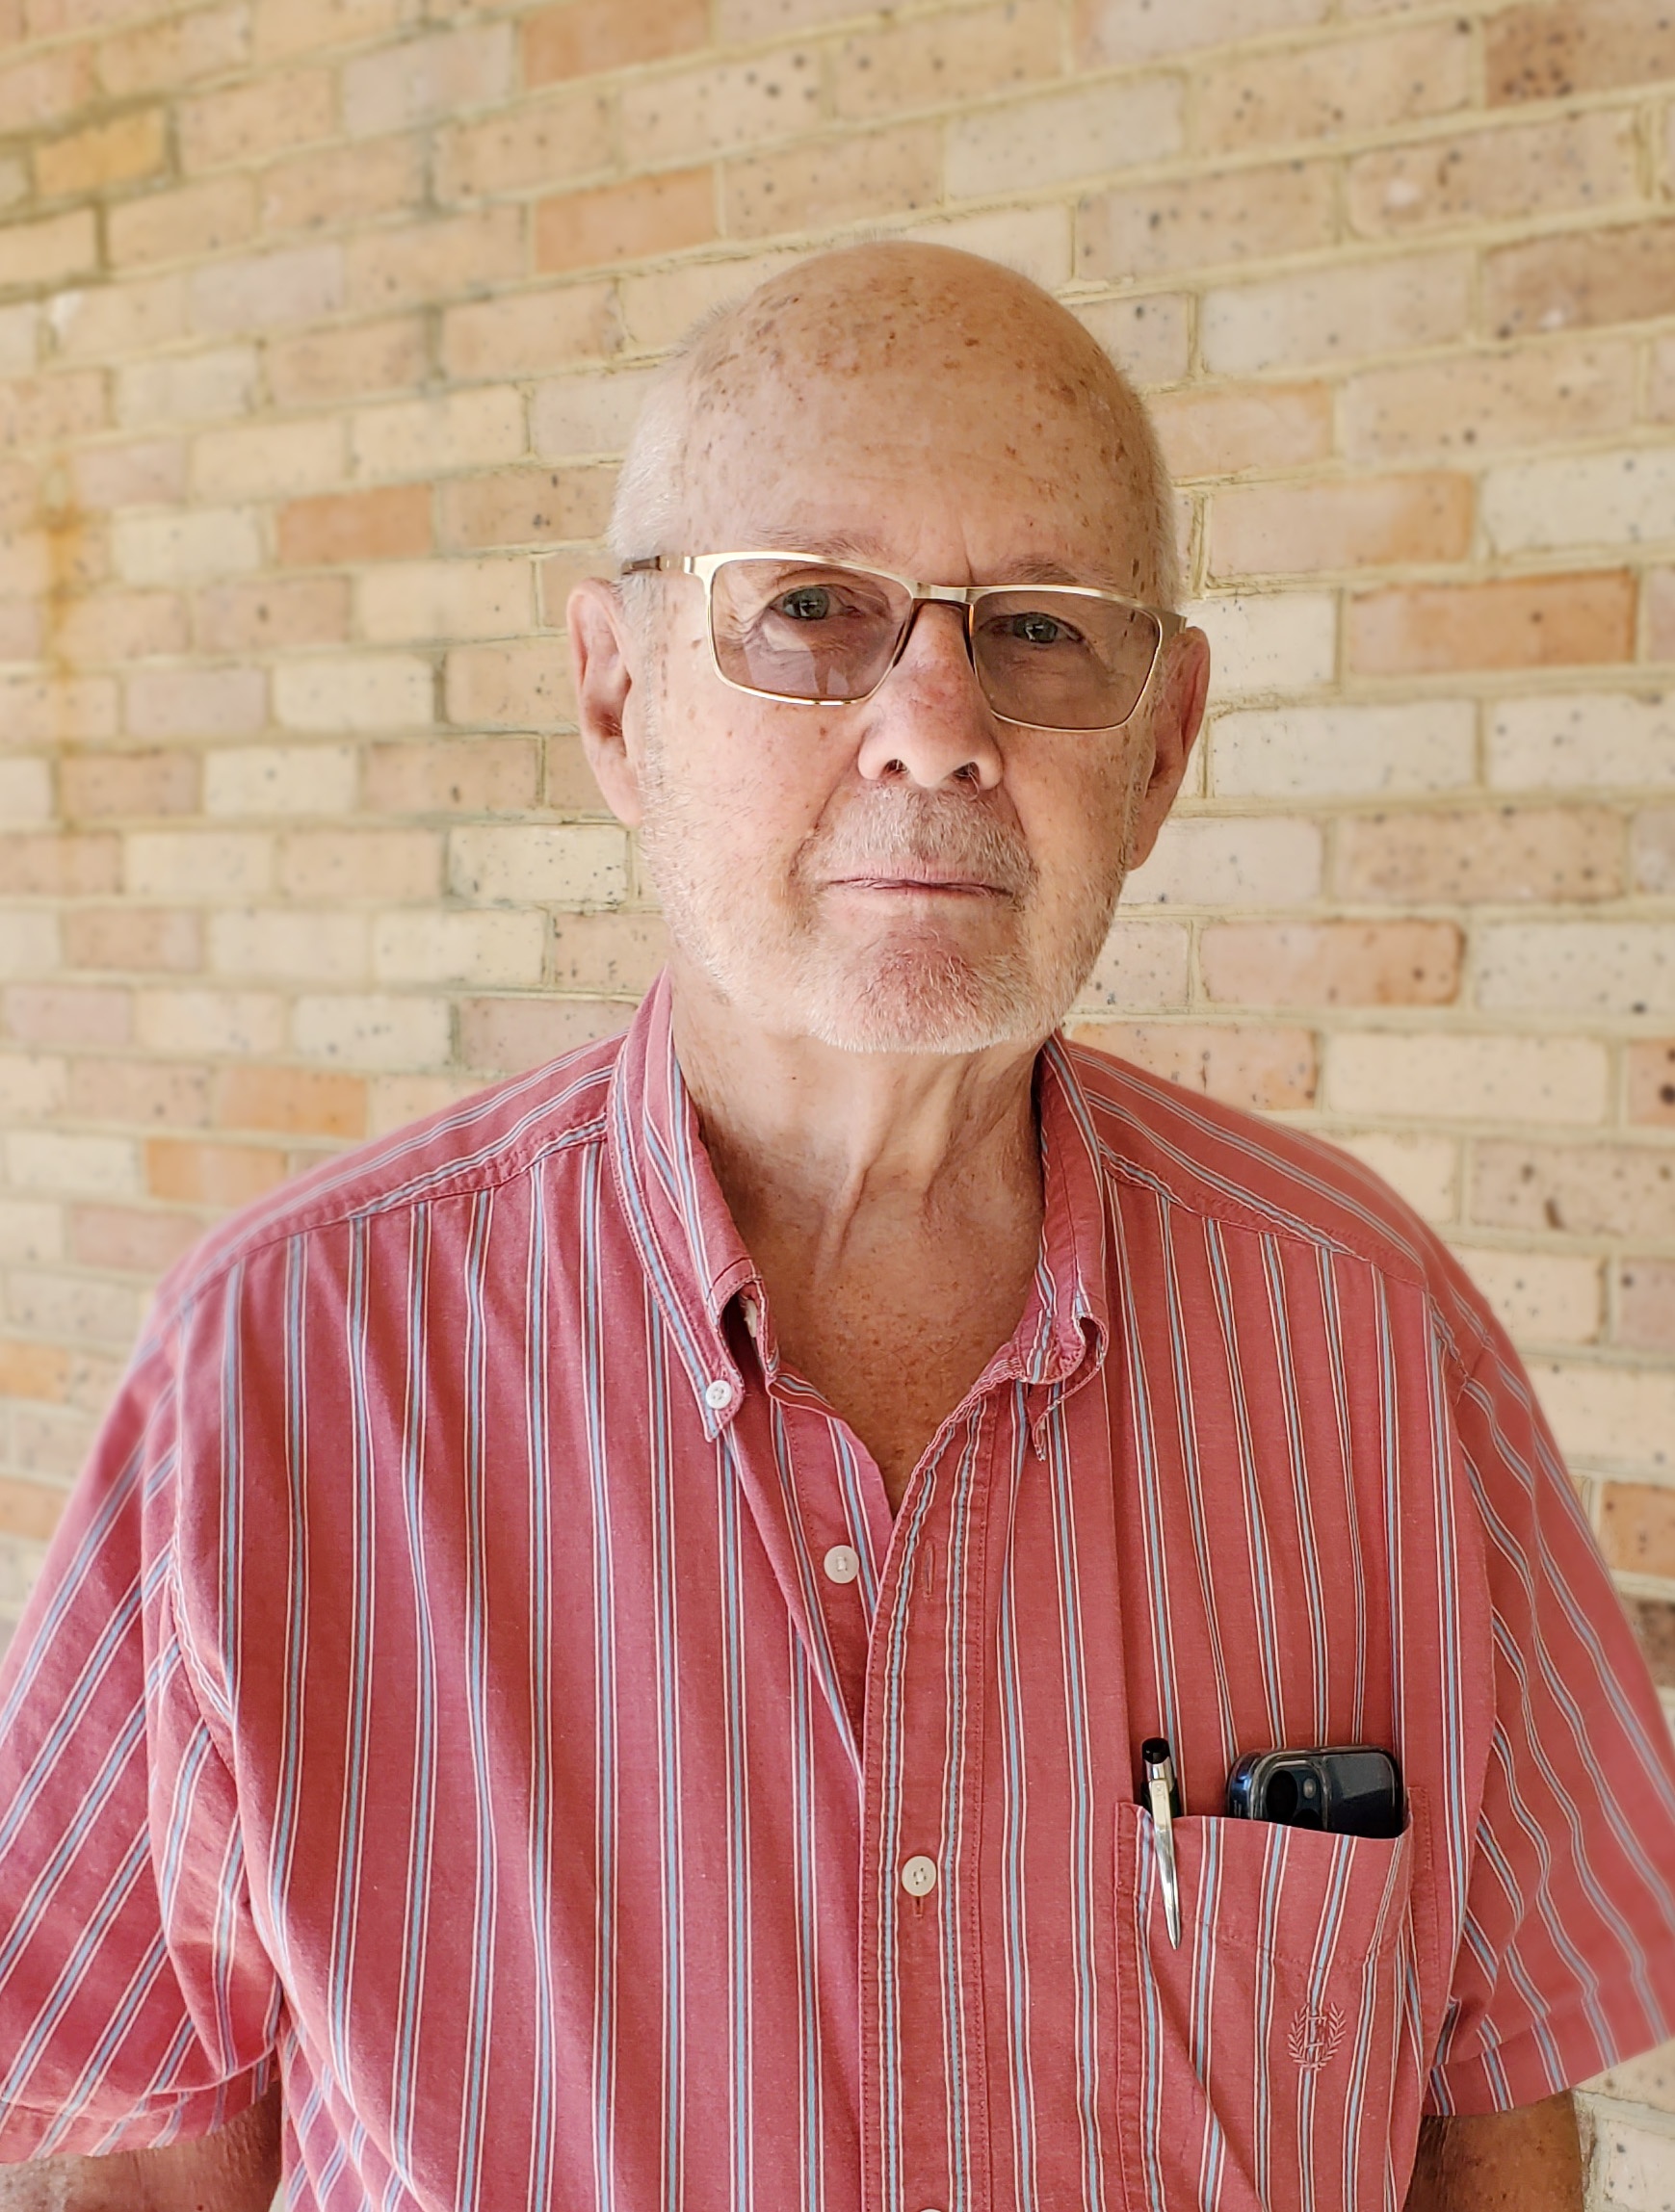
[580,272,1207,1056]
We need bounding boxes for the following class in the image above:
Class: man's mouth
[827,872,1007,897]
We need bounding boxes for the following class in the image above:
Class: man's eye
[774,586,835,621]
[1001,611,1078,647]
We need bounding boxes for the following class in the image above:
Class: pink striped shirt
[2,973,1673,2211]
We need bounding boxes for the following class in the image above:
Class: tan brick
[0,45,93,135]
[61,907,200,973]
[179,69,337,173]
[202,743,357,817]
[117,345,257,428]
[1348,111,1639,239]
[278,828,440,900]
[1066,1019,1317,1110]
[1069,294,1192,389]
[0,207,98,288]
[949,76,1182,198]
[56,589,190,664]
[1649,569,1675,665]
[0,597,40,660]
[0,371,106,448]
[126,667,266,741]
[0,676,117,745]
[1618,1256,1675,1349]
[292,991,449,1069]
[1629,1039,1675,1130]
[65,1056,209,1128]
[1210,472,1471,579]
[1344,341,1636,464]
[459,993,633,1073]
[1473,1141,1675,1239]
[1487,0,1675,103]
[190,244,344,334]
[60,747,197,818]
[1482,446,1675,559]
[345,206,525,315]
[0,835,118,896]
[1217,701,1475,803]
[0,1050,65,1116]
[1153,383,1331,484]
[621,49,824,167]
[529,368,656,461]
[193,575,351,654]
[108,178,257,269]
[1331,1032,1607,1126]
[0,1340,69,1404]
[68,438,186,511]
[524,0,707,85]
[372,907,543,986]
[366,1072,483,1134]
[209,906,368,980]
[353,395,528,490]
[260,137,425,238]
[7,1129,141,1199]
[615,247,801,350]
[112,507,261,587]
[1123,816,1322,906]
[1477,922,1675,1015]
[550,912,670,995]
[273,654,432,732]
[833,0,1062,122]
[1183,591,1336,694]
[1338,806,1622,904]
[342,23,513,138]
[1193,21,1471,154]
[124,830,274,901]
[278,482,430,567]
[1200,920,1459,1006]
[253,0,406,63]
[717,0,882,34]
[266,316,427,409]
[1599,1483,1675,1577]
[1634,806,1675,894]
[1487,221,1675,342]
[35,107,167,198]
[436,90,613,203]
[97,6,248,97]
[1453,1245,1602,1346]
[1075,0,1325,69]
[363,737,539,816]
[441,283,619,383]
[1348,573,1636,676]
[444,640,575,730]
[214,1062,365,1136]
[1202,252,1472,376]
[51,272,186,361]
[448,822,629,905]
[357,558,531,644]
[725,124,941,242]
[537,169,716,276]
[4,984,130,1048]
[437,466,613,554]
[1079,162,1333,283]
[192,416,346,502]
[1070,920,1191,1014]
[146,1136,289,1208]
[1332,1126,1466,1222]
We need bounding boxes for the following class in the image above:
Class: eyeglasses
[620,551,1185,733]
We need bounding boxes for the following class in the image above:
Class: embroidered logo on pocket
[1286,2003,1346,2070]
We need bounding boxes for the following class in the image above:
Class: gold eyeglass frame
[619,551,1187,733]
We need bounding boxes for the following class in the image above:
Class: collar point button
[703,1378,732,1411]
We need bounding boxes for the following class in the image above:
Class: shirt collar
[608,974,1112,1435]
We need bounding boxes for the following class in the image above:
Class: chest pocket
[1111,1801,1428,2211]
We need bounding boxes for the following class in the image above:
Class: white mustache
[799,794,1034,899]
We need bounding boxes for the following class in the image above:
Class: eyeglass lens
[706,559,1162,731]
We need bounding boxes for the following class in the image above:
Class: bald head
[610,242,1179,609]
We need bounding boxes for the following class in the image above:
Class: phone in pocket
[1225,1746,1402,1838]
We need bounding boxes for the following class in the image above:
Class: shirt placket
[857,1403,998,2212]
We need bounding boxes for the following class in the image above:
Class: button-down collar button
[823,1545,860,1585]
[704,1378,732,1410]
[900,1855,938,1897]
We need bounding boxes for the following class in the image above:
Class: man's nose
[852,600,1006,791]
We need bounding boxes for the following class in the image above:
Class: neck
[666,950,1045,1262]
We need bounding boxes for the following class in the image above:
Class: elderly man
[1,243,1672,2212]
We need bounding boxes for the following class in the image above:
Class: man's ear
[1124,626,1211,874]
[567,577,645,829]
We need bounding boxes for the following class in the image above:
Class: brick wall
[1,0,1673,2190]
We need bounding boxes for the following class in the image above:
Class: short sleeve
[0,1314,280,2159]
[1427,1313,1675,2114]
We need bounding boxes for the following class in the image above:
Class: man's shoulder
[160,1028,627,1310]
[1060,1036,1455,1299]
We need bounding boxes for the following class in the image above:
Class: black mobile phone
[1225,1747,1402,1838]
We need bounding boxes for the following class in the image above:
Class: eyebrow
[734,528,1117,591]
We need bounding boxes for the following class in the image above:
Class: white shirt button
[703,1379,732,1410]
[900,1855,938,1897]
[823,1545,860,1585]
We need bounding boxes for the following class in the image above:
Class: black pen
[1141,1737,1183,1947]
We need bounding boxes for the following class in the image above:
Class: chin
[791,941,1065,1056]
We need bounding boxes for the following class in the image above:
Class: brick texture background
[1,0,1674,2190]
